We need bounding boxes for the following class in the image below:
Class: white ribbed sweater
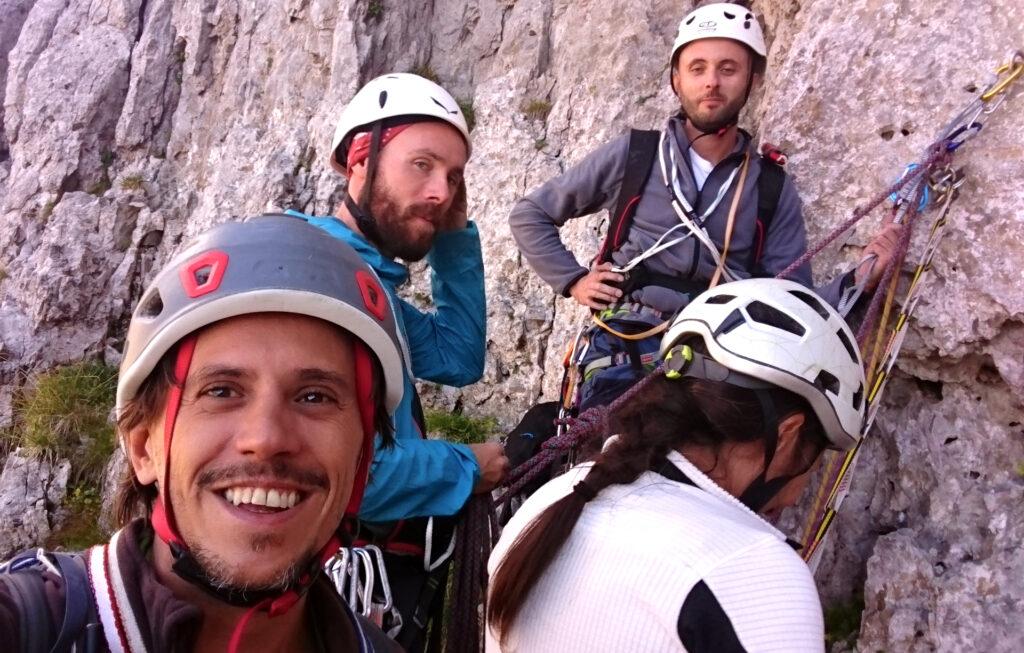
[486,451,824,652]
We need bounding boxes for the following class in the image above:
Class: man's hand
[856,219,904,292]
[469,441,509,494]
[569,262,624,309]
[442,179,468,232]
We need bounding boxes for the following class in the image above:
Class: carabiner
[889,164,930,211]
[944,122,983,152]
[980,50,1024,102]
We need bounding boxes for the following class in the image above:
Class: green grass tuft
[521,98,552,121]
[46,485,106,551]
[457,97,476,132]
[367,0,384,19]
[19,362,117,485]
[120,175,145,191]
[425,410,497,445]
[1015,461,1024,478]
[534,138,547,150]
[824,594,865,646]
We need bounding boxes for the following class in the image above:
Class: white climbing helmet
[671,2,767,63]
[329,72,471,173]
[660,278,866,450]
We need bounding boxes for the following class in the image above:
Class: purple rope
[776,142,950,281]
[494,368,665,505]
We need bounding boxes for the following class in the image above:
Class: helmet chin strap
[737,389,791,513]
[344,121,386,250]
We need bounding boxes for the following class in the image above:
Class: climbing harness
[794,49,1023,569]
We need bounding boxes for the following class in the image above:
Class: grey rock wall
[0,0,1021,647]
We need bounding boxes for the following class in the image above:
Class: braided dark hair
[487,371,827,643]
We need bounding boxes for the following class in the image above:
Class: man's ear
[670,67,682,98]
[124,420,161,488]
[346,160,367,199]
[749,71,764,93]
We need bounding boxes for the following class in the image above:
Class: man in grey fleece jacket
[510,3,897,315]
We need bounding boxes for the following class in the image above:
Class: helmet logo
[699,20,717,28]
[179,250,229,299]
[356,270,389,321]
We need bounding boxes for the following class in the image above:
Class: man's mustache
[196,460,328,489]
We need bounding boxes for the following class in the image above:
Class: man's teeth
[223,487,300,509]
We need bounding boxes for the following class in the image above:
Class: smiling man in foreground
[0,215,405,651]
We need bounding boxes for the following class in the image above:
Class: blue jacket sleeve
[360,435,480,521]
[399,221,486,387]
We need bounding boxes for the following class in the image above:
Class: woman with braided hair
[486,278,867,652]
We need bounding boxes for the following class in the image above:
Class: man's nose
[233,396,299,459]
[423,171,452,205]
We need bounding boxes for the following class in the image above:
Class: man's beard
[367,176,444,262]
[681,90,747,134]
[187,534,313,595]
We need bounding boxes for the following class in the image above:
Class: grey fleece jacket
[509,115,849,312]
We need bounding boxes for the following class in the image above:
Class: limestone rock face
[0,448,70,559]
[0,0,1021,646]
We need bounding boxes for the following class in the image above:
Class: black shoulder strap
[598,129,661,263]
[751,157,787,272]
[51,553,99,652]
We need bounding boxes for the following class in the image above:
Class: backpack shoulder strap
[598,129,661,263]
[50,552,99,652]
[751,156,787,272]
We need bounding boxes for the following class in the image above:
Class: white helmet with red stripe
[328,72,471,173]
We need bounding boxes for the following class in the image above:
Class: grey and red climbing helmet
[661,278,866,450]
[671,2,768,67]
[116,214,407,616]
[329,72,471,173]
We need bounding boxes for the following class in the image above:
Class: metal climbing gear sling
[796,49,1023,570]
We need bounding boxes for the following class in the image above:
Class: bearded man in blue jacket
[288,73,507,524]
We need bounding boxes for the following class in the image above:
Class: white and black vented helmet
[329,72,471,173]
[117,214,406,416]
[671,2,768,75]
[661,278,866,450]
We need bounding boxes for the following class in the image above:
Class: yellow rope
[590,312,670,341]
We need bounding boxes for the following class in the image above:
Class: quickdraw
[798,50,1021,569]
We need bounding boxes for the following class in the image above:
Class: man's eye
[299,391,333,404]
[203,386,237,399]
[414,160,430,171]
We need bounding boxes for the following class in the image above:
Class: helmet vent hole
[723,11,736,19]
[814,370,841,396]
[685,16,695,25]
[788,290,830,320]
[704,293,736,305]
[744,20,751,29]
[837,328,858,363]
[139,291,164,318]
[378,90,388,108]
[715,309,746,336]
[853,383,864,411]
[193,265,212,286]
[747,301,806,337]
